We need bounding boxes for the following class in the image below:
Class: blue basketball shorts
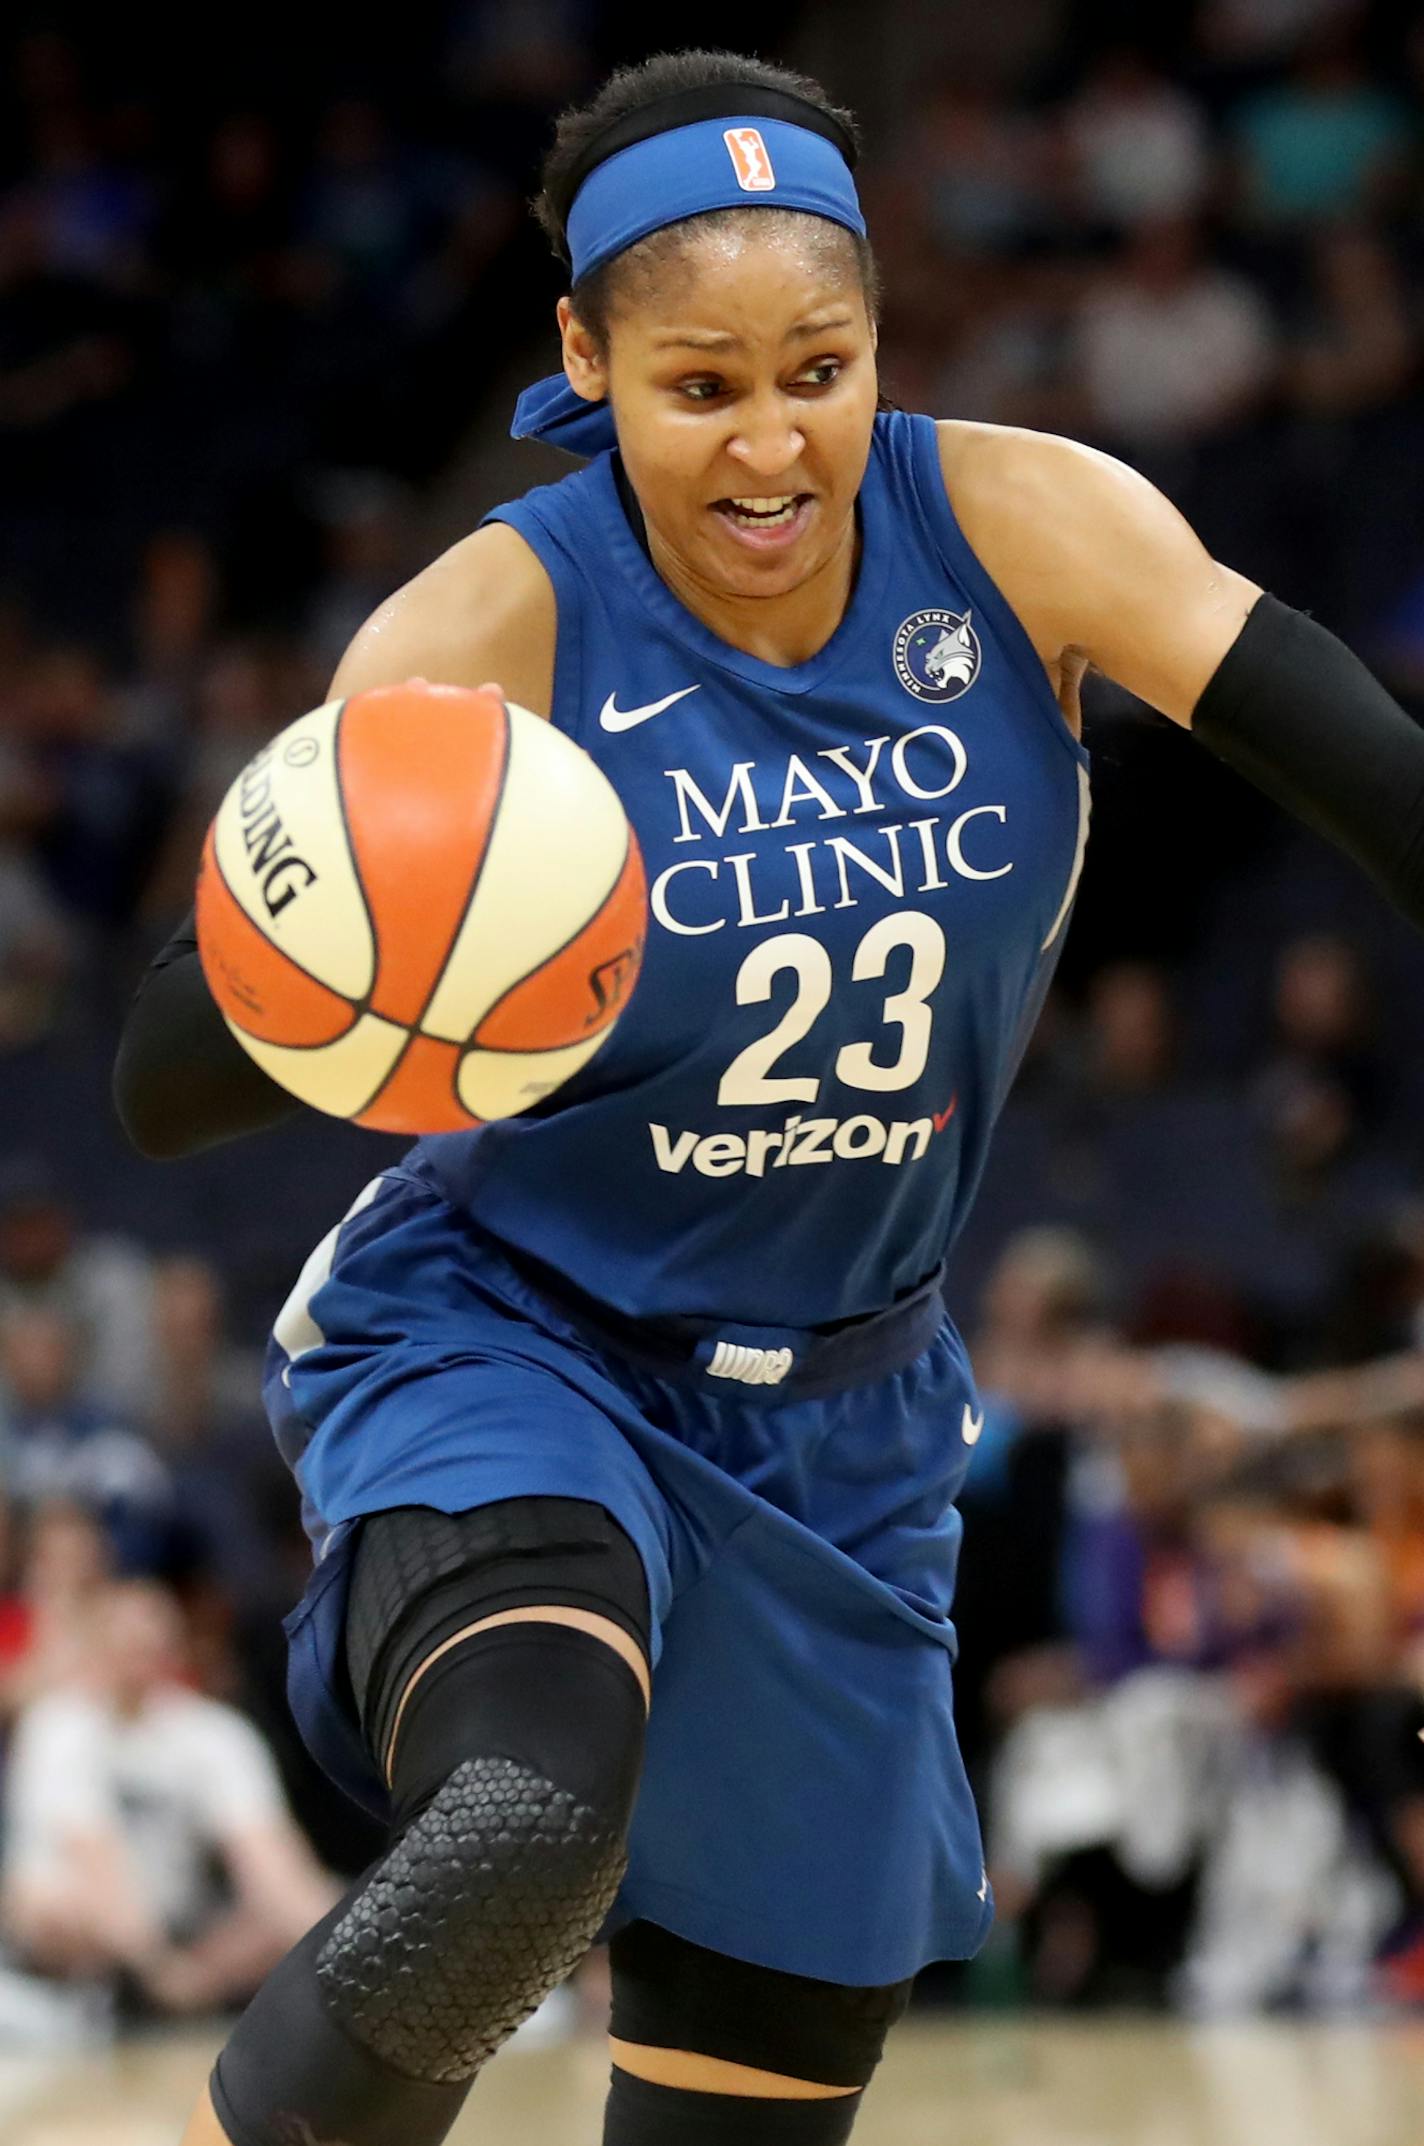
[264,1161,993,1986]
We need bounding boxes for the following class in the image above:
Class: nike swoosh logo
[962,1404,985,1446]
[599,685,700,732]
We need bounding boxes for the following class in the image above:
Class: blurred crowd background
[3,0,1424,2043]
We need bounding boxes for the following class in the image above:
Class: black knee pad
[213,1619,646,2146]
[321,1622,644,2079]
[609,1921,913,2090]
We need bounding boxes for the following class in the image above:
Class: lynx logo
[893,608,981,704]
[723,127,776,190]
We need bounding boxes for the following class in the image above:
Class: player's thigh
[344,1496,653,1782]
[608,1920,914,2094]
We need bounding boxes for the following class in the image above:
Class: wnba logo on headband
[723,127,776,191]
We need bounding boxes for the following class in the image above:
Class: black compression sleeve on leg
[1190,594,1424,933]
[384,1618,647,1826]
[603,2072,864,2145]
[112,907,302,1158]
[210,1876,474,2146]
[211,1621,646,2146]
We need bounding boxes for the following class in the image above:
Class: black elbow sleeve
[112,913,303,1157]
[1191,593,1424,933]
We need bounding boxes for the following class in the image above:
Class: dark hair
[532,49,879,352]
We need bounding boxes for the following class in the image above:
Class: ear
[557,296,609,407]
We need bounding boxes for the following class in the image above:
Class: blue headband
[511,115,867,459]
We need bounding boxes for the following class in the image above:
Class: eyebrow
[651,314,856,353]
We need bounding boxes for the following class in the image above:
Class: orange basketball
[195,683,646,1133]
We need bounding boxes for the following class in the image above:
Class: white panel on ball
[455,1033,609,1121]
[232,1009,405,1117]
[420,705,628,1043]
[211,702,376,1001]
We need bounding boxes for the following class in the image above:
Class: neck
[645,507,861,669]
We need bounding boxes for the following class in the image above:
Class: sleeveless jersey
[415,411,1090,1327]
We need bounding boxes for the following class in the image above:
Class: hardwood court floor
[4,2014,1424,2146]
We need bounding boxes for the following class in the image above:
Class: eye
[794,358,843,389]
[678,378,724,403]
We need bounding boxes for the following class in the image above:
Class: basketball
[194,683,646,1133]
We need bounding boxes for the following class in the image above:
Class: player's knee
[321,1617,647,2082]
[213,1621,649,2142]
[608,1922,913,2092]
[318,1747,628,2080]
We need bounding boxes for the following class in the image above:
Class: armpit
[1047,646,1089,742]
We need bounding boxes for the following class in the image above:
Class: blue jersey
[416,411,1089,1327]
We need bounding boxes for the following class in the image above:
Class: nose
[725,394,805,480]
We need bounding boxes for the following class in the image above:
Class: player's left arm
[941,421,1424,933]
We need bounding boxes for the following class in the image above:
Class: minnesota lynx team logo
[893,608,982,704]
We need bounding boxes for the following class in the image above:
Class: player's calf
[206,1618,647,2146]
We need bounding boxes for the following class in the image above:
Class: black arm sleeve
[111,908,305,1158]
[1191,593,1424,933]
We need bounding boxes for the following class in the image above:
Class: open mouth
[711,493,814,545]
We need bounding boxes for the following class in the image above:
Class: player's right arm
[112,527,556,1159]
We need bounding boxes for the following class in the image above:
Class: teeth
[723,493,802,529]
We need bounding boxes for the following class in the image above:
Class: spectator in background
[1284,229,1415,421]
[1082,962,1182,1100]
[301,468,414,678]
[138,633,288,919]
[1073,216,1277,461]
[295,99,422,307]
[0,1162,157,1424]
[1278,226,1420,634]
[0,191,149,620]
[1253,933,1394,1138]
[0,194,140,448]
[1230,27,1416,230]
[157,112,295,370]
[14,103,155,292]
[1062,49,1213,233]
[0,1497,111,1722]
[0,1579,338,2014]
[0,1301,171,1573]
[146,1256,286,1615]
[14,641,174,934]
[1197,0,1361,78]
[117,529,223,745]
[910,71,1060,260]
[971,1224,1119,1424]
[0,838,72,1056]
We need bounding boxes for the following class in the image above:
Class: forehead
[612,215,866,343]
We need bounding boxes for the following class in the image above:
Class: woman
[115,47,1424,2146]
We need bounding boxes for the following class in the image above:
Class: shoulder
[933,417,1157,552]
[932,419,1259,722]
[329,519,558,715]
[927,418,1152,708]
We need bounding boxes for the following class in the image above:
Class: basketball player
[113,49,1424,2146]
